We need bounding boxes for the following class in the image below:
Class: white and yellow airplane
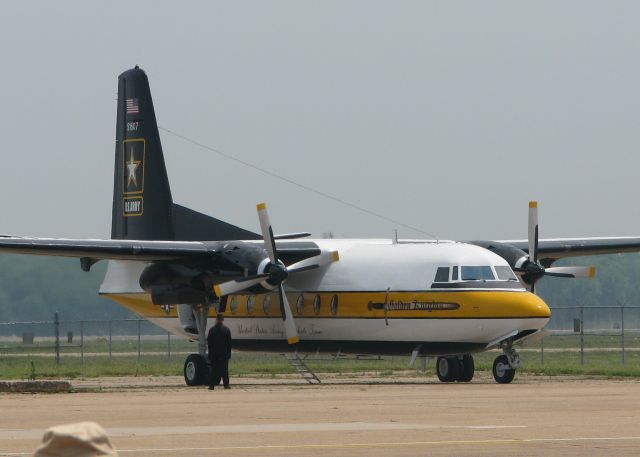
[2,67,639,385]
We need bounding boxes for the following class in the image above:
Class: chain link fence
[0,312,192,365]
[1,306,640,366]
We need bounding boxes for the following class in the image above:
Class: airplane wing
[0,236,322,266]
[497,237,640,265]
[0,237,210,261]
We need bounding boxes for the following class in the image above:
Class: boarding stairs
[283,353,321,384]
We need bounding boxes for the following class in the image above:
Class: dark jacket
[207,323,232,361]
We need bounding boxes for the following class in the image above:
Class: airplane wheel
[492,355,516,384]
[457,355,474,382]
[184,354,209,386]
[436,356,459,382]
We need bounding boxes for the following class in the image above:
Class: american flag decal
[126,98,139,114]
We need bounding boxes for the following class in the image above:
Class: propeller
[213,203,339,344]
[516,201,595,293]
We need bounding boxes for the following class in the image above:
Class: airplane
[2,66,640,386]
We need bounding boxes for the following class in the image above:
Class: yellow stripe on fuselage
[103,290,551,320]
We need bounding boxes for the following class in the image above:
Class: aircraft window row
[228,294,339,316]
[433,265,517,282]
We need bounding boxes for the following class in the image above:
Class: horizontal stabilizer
[172,204,260,241]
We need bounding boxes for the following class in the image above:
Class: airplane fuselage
[100,239,551,356]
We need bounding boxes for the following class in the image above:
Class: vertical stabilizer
[111,66,174,240]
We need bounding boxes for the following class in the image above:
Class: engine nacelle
[468,240,528,269]
[149,285,208,306]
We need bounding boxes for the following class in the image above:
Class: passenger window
[452,266,458,281]
[434,267,450,282]
[262,294,271,314]
[461,266,495,281]
[296,294,305,315]
[495,265,518,281]
[330,294,338,315]
[313,294,321,315]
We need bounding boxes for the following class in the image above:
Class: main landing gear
[436,345,521,384]
[492,343,520,384]
[183,303,211,386]
[436,355,475,382]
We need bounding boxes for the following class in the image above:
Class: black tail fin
[111,66,260,242]
[112,66,174,240]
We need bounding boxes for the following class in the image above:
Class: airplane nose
[526,292,551,318]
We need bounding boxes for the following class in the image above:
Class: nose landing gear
[492,343,520,384]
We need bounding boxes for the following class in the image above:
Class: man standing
[207,312,232,390]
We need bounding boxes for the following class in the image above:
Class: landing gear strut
[492,342,520,384]
[183,303,211,386]
[436,355,475,383]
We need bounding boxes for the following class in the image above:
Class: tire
[436,356,459,382]
[184,354,209,386]
[457,355,475,382]
[492,354,516,384]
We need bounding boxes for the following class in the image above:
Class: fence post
[137,319,141,360]
[579,306,584,366]
[167,332,171,360]
[54,311,60,366]
[108,320,112,361]
[621,306,625,365]
[80,320,84,366]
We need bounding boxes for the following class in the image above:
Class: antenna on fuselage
[383,288,390,326]
[392,229,398,245]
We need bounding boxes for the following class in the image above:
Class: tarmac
[1,373,639,456]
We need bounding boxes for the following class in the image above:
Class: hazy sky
[1,1,639,241]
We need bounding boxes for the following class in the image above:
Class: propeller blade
[545,266,596,279]
[287,250,340,275]
[213,275,268,297]
[287,264,319,275]
[257,202,278,263]
[273,232,312,240]
[279,284,299,344]
[528,201,539,264]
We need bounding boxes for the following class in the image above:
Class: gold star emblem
[126,147,141,188]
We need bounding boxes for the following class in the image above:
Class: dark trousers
[209,358,229,388]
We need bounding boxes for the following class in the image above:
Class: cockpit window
[434,267,450,282]
[461,266,495,281]
[451,266,459,281]
[495,265,518,281]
